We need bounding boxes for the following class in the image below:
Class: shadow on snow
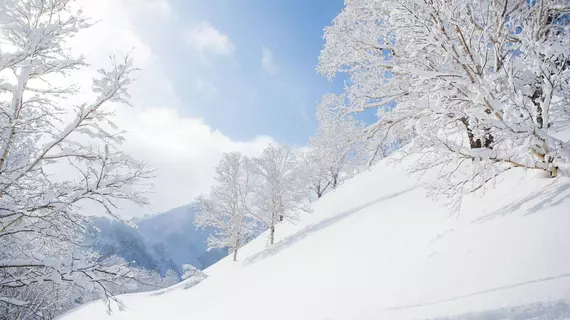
[423,300,570,320]
[245,186,420,265]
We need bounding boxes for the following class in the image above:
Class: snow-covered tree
[195,152,258,261]
[113,262,179,294]
[178,264,207,291]
[253,144,310,245]
[0,257,88,320]
[318,0,570,211]
[297,149,331,199]
[299,99,364,199]
[181,264,199,280]
[0,0,153,315]
[313,95,365,190]
[0,251,155,319]
[181,264,207,282]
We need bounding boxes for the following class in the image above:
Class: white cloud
[261,46,279,75]
[73,0,161,68]
[195,78,218,96]
[186,22,235,56]
[63,0,273,217]
[130,0,172,17]
[114,107,272,217]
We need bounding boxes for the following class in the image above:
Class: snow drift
[60,156,570,320]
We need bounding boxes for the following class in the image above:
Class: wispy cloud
[66,1,274,217]
[186,22,235,56]
[261,46,279,75]
[195,78,218,96]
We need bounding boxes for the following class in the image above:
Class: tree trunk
[460,117,493,149]
[316,180,331,198]
[232,238,240,261]
[460,117,478,149]
[0,67,30,172]
[483,129,494,149]
[269,224,275,245]
[551,166,558,178]
[331,171,339,189]
[531,84,544,129]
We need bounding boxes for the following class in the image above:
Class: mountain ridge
[87,204,227,276]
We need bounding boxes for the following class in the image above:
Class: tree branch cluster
[318,0,570,211]
[0,1,156,318]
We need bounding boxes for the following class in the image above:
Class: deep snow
[60,156,570,320]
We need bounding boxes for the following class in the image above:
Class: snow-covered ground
[60,156,570,320]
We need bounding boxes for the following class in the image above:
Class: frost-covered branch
[318,0,570,211]
[0,0,153,317]
[194,152,258,261]
[253,144,311,245]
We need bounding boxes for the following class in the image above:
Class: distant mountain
[86,204,227,276]
[86,217,165,271]
[135,205,226,273]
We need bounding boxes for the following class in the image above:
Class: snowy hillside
[61,156,570,320]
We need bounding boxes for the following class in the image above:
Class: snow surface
[60,156,570,320]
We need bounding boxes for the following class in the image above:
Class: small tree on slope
[299,99,365,199]
[297,149,331,199]
[0,0,153,316]
[253,144,310,245]
[318,0,570,211]
[195,152,258,261]
[313,97,365,190]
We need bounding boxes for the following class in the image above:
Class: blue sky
[126,0,346,145]
[75,0,353,216]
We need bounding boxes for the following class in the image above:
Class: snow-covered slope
[61,157,570,320]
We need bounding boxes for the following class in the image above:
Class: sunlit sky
[73,0,347,216]
[117,0,346,144]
